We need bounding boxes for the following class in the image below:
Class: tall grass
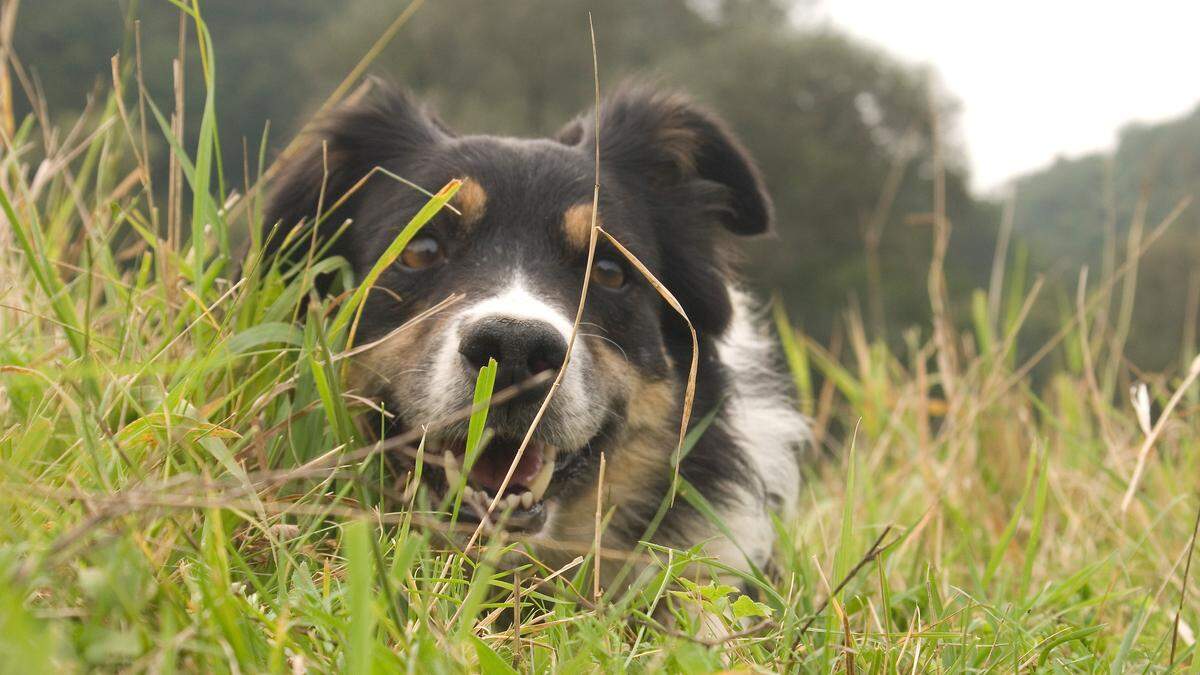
[1,5,1199,672]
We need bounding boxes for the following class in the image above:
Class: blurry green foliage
[15,0,1196,370]
[1013,105,1200,370]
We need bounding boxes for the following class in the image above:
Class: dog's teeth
[527,457,555,500]
[443,451,460,485]
[520,491,533,509]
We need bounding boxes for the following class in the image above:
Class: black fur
[263,83,448,278]
[263,79,780,568]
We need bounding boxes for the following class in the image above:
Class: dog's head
[264,80,772,536]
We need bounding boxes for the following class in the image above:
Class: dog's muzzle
[412,301,604,532]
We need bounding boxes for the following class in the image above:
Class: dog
[264,80,808,586]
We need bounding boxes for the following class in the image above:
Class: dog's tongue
[468,443,543,494]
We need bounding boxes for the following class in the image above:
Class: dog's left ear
[557,84,772,236]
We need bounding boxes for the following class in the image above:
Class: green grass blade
[329,180,461,341]
[447,358,497,520]
[983,447,1038,590]
[344,520,377,674]
[773,298,814,416]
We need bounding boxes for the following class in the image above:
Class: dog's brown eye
[592,258,626,289]
[399,236,445,270]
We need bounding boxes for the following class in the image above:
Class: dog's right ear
[557,83,773,237]
[261,80,449,279]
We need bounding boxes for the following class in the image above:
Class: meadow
[1,6,1199,673]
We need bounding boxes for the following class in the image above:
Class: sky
[810,1,1200,192]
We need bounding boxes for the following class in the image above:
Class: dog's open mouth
[436,435,559,530]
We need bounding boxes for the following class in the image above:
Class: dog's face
[266,82,772,540]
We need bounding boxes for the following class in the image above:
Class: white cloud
[810,0,1200,191]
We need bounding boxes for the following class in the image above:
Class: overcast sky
[810,1,1200,192]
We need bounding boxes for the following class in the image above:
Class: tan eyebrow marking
[452,177,487,228]
[561,202,597,251]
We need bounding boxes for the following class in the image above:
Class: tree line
[13,0,1195,372]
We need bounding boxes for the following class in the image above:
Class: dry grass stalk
[862,133,913,338]
[1103,188,1148,399]
[1120,353,1200,512]
[0,0,19,139]
[926,87,958,402]
[593,451,606,604]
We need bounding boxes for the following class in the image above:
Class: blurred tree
[12,0,334,185]
[294,0,998,340]
[1013,104,1200,371]
[13,0,1002,348]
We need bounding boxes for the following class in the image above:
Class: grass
[2,5,1200,673]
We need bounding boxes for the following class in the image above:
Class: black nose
[458,317,567,390]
